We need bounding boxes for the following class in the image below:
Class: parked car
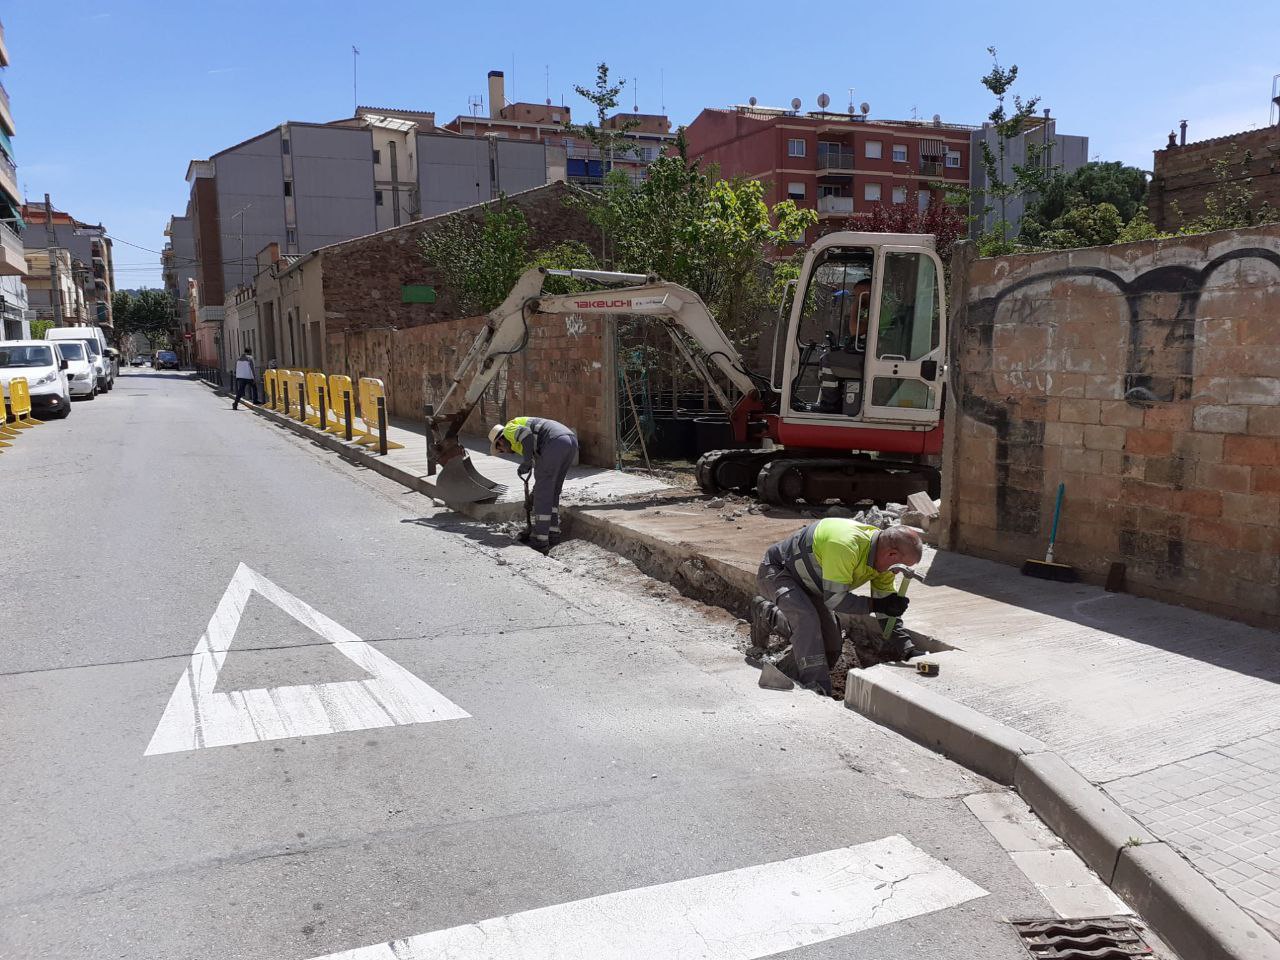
[130,355,146,366]
[0,340,71,419]
[46,328,113,393]
[154,350,180,370]
[54,340,98,399]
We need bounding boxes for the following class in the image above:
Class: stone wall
[325,308,616,467]
[941,225,1280,627]
[1149,126,1280,231]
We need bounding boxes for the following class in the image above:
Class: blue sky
[7,1,1277,287]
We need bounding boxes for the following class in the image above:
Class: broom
[1022,482,1078,582]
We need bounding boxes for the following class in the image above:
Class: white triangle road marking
[145,563,469,756]
[305,834,988,959]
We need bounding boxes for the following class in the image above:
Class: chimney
[488,70,505,119]
[1179,119,1188,146]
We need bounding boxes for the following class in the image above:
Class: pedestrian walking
[750,521,923,694]
[231,348,258,410]
[488,416,578,553]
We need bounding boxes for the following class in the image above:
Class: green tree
[570,63,640,171]
[1036,202,1124,249]
[975,47,1048,254]
[129,289,176,349]
[1021,162,1149,244]
[419,200,599,315]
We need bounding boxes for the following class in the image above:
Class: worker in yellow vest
[489,416,578,552]
[751,520,923,694]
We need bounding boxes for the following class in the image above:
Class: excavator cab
[780,233,946,439]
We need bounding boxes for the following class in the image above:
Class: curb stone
[845,665,1280,960]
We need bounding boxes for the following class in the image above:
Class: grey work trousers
[531,433,578,546]
[756,544,842,694]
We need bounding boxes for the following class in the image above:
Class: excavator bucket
[432,453,507,505]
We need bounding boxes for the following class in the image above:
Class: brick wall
[1149,126,1280,231]
[941,225,1280,627]
[326,308,616,467]
[319,181,600,334]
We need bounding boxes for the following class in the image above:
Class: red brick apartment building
[683,104,975,233]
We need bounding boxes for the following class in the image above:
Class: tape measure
[916,661,939,677]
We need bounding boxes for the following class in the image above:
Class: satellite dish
[933,113,942,125]
[817,93,830,109]
[791,97,802,111]
[545,97,552,106]
[748,96,757,106]
[860,101,871,115]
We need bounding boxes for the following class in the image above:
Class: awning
[920,137,945,158]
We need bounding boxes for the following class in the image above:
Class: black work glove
[870,593,910,618]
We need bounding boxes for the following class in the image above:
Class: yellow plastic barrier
[262,369,279,410]
[7,378,40,429]
[354,377,403,451]
[281,369,306,418]
[0,390,18,446]
[326,374,354,437]
[304,372,327,427]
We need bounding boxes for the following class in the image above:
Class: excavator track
[696,449,782,495]
[756,456,939,509]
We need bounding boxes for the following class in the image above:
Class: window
[787,138,806,157]
[283,180,293,197]
[864,182,882,202]
[918,189,931,212]
[787,181,805,201]
[946,150,961,168]
[891,186,907,204]
[789,245,875,413]
[286,228,297,245]
[551,112,562,123]
[865,140,882,159]
[281,139,291,155]
[870,252,941,412]
[373,149,381,164]
[892,144,907,163]
[374,190,384,206]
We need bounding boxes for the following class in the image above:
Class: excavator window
[870,252,941,410]
[790,246,875,411]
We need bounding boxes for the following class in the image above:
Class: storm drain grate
[1011,916,1153,959]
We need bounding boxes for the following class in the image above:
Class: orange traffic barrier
[304,372,327,427]
[355,377,403,453]
[326,375,355,439]
[7,378,40,429]
[263,369,279,410]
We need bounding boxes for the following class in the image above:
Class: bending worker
[489,416,579,552]
[751,520,923,694]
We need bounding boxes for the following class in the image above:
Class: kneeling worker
[752,520,923,694]
[489,416,579,552]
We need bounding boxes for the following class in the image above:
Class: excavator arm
[428,266,766,504]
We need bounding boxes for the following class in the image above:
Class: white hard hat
[488,423,505,453]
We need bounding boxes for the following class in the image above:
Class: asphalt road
[3,370,1065,959]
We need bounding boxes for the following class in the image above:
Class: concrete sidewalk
[238,387,1280,955]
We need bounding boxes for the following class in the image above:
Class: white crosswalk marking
[145,563,468,755]
[308,835,987,959]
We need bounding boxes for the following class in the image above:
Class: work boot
[749,596,774,650]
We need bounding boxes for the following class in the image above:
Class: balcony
[0,80,12,137]
[816,144,855,175]
[0,20,9,68]
[0,148,17,206]
[919,160,943,177]
[817,195,855,217]
[0,218,25,276]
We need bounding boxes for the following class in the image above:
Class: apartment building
[161,214,197,360]
[23,248,85,324]
[969,113,1088,237]
[0,19,30,339]
[169,107,554,369]
[444,70,675,185]
[21,201,116,330]
[683,104,975,235]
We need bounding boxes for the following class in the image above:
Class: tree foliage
[570,63,639,163]
[976,47,1048,252]
[112,288,175,348]
[1174,148,1277,234]
[579,154,816,347]
[851,193,969,264]
[1020,162,1148,245]
[419,200,597,316]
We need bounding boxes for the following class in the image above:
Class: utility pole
[43,193,64,327]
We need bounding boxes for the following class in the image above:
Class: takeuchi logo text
[574,299,632,309]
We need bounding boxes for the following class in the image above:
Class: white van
[46,327,113,393]
[0,340,71,419]
[53,339,98,398]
